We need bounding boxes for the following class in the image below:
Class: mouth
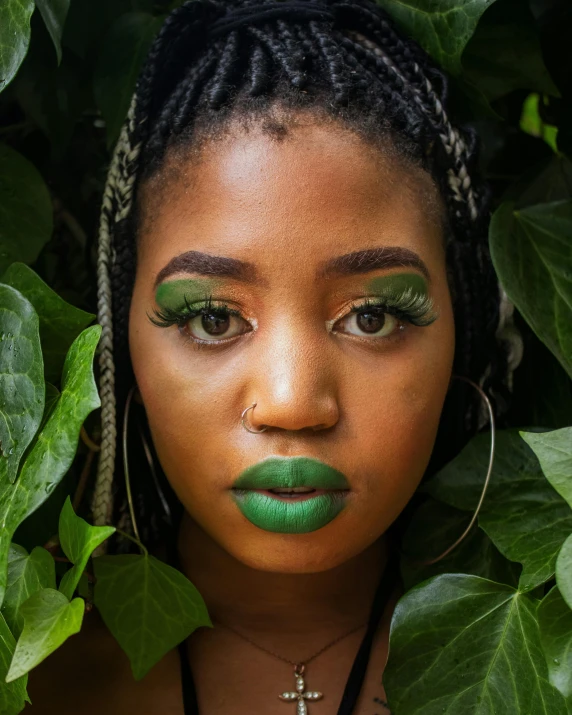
[231,457,350,534]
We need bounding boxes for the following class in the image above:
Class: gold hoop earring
[422,375,496,566]
[241,403,268,434]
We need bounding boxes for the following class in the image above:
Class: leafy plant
[0,0,571,712]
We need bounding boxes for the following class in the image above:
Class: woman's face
[129,120,455,573]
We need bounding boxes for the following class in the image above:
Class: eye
[334,306,399,339]
[185,309,250,341]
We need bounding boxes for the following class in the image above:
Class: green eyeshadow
[154,278,222,311]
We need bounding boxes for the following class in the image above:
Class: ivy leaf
[94,553,212,679]
[0,612,29,715]
[58,497,115,600]
[94,12,163,147]
[0,284,44,485]
[34,0,70,65]
[538,586,572,700]
[521,428,572,508]
[384,574,568,714]
[1,263,94,383]
[2,544,55,637]
[0,325,101,608]
[462,0,559,102]
[0,0,35,92]
[0,145,53,274]
[556,534,572,612]
[490,199,572,380]
[376,0,498,76]
[401,498,521,591]
[426,430,572,591]
[40,383,59,432]
[6,588,84,682]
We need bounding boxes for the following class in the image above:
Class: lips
[231,457,350,534]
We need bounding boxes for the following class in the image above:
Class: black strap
[207,2,335,39]
[178,552,398,715]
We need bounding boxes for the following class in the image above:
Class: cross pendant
[279,664,323,715]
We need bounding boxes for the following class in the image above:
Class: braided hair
[93,0,512,539]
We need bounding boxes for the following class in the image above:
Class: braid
[95,0,515,540]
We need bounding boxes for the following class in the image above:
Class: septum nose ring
[241,403,268,434]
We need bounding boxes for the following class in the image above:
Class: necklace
[216,619,367,714]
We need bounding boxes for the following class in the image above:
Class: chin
[219,524,381,574]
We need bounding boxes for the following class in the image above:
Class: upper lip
[232,456,350,490]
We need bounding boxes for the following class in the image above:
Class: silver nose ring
[241,403,268,434]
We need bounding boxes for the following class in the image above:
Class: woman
[29,0,508,712]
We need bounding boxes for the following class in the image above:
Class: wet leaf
[385,574,568,714]
[1,544,55,637]
[538,586,572,699]
[0,0,35,92]
[58,497,115,600]
[0,284,44,485]
[0,325,101,607]
[426,430,572,590]
[6,588,84,681]
[0,144,53,273]
[556,534,572,612]
[0,612,28,715]
[1,263,94,383]
[94,553,211,679]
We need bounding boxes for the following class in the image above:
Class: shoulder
[26,609,183,715]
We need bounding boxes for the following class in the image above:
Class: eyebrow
[318,247,430,280]
[154,245,430,287]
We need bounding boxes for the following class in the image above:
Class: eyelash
[147,292,437,345]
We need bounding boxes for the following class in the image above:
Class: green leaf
[93,12,162,147]
[0,612,28,715]
[2,544,55,637]
[538,586,572,700]
[94,554,211,679]
[1,263,94,383]
[376,0,498,76]
[34,0,70,65]
[401,499,521,591]
[0,144,53,273]
[426,430,572,590]
[6,588,84,681]
[58,497,115,600]
[0,284,44,485]
[556,534,572,612]
[521,428,572,508]
[0,325,101,607]
[0,0,35,92]
[490,199,572,379]
[384,574,567,714]
[40,383,60,432]
[462,0,559,102]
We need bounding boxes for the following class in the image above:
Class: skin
[131,120,455,577]
[27,118,455,715]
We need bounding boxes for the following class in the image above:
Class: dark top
[177,553,398,714]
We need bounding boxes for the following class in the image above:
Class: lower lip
[231,488,349,534]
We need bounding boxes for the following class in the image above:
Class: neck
[177,513,387,635]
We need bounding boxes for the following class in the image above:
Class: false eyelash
[349,291,438,327]
[147,294,241,329]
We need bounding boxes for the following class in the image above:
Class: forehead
[136,120,444,271]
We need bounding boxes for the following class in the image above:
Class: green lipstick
[231,457,350,534]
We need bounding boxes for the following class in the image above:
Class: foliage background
[1,0,572,712]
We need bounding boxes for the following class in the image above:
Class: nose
[245,325,340,433]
